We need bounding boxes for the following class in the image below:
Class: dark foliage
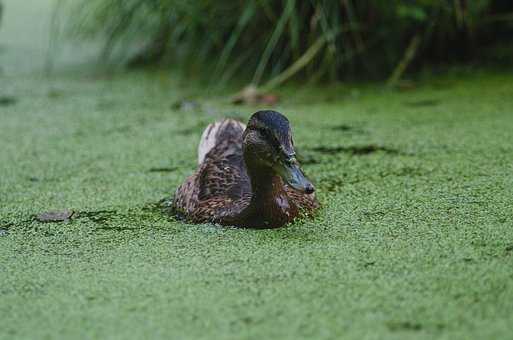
[69,0,513,85]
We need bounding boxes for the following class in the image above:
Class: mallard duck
[172,110,319,228]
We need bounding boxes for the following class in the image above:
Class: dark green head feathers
[246,110,295,158]
[247,110,291,136]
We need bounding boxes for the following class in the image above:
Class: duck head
[242,110,315,194]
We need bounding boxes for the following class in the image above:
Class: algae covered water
[1,1,513,339]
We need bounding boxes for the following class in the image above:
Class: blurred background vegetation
[65,0,513,88]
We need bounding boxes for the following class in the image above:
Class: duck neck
[244,159,290,225]
[248,166,280,205]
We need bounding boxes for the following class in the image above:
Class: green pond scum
[1,70,513,340]
[1,1,513,339]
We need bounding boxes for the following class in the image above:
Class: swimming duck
[172,110,319,228]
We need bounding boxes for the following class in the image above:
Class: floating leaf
[36,210,75,223]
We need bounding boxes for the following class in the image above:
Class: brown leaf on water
[259,94,279,106]
[232,85,279,106]
[36,210,75,223]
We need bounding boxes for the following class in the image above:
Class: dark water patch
[148,167,177,173]
[329,124,365,134]
[363,261,376,268]
[387,321,423,332]
[362,210,386,219]
[0,96,17,106]
[36,210,75,223]
[331,124,353,131]
[27,176,59,183]
[505,244,513,253]
[311,144,400,156]
[94,225,139,232]
[297,153,320,165]
[310,146,346,155]
[1,222,14,229]
[404,99,440,107]
[75,210,118,226]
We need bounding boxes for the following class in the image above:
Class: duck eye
[257,127,271,139]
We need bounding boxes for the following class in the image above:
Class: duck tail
[197,119,246,164]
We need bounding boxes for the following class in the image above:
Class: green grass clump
[1,70,513,340]
[67,0,513,84]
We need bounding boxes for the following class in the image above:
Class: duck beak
[274,157,315,194]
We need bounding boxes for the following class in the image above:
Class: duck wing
[173,119,250,219]
[198,119,246,164]
[197,139,249,201]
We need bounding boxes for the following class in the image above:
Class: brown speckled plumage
[172,112,319,228]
